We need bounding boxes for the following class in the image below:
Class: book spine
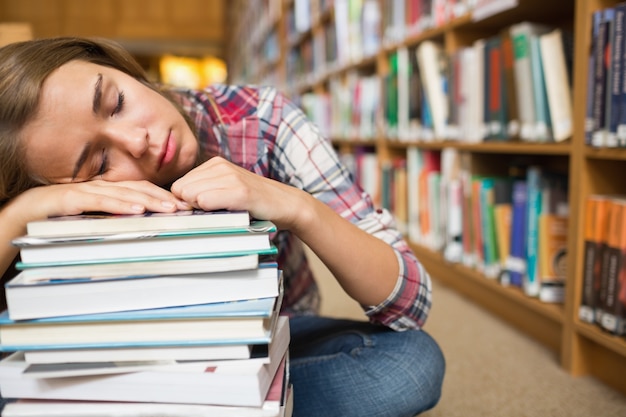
[501,27,520,138]
[506,180,528,287]
[529,36,552,142]
[601,200,626,334]
[524,167,543,297]
[580,196,604,323]
[480,178,500,278]
[596,199,615,323]
[609,6,625,147]
[586,11,603,145]
[511,24,537,141]
[591,10,611,147]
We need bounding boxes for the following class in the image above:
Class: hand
[17,179,191,221]
[170,157,308,229]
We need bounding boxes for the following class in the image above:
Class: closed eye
[96,148,109,177]
[112,91,125,116]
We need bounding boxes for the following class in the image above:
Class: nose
[106,124,149,159]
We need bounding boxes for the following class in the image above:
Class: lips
[158,131,176,170]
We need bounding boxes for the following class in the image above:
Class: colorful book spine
[506,180,528,288]
[524,166,543,297]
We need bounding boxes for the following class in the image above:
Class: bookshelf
[227,0,626,396]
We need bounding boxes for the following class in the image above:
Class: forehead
[22,61,104,182]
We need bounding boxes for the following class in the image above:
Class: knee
[388,329,446,416]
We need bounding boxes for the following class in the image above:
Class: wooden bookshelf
[227,0,626,396]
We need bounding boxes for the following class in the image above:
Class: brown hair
[0,37,194,203]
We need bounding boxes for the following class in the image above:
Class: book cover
[600,199,626,334]
[13,221,276,265]
[0,317,290,408]
[21,316,288,379]
[586,10,603,145]
[524,166,543,297]
[6,263,279,321]
[505,180,528,288]
[493,178,513,282]
[460,153,476,267]
[500,26,520,138]
[509,21,552,141]
[595,198,617,324]
[26,209,250,238]
[529,35,552,142]
[608,5,625,147]
[0,292,282,351]
[539,28,574,142]
[14,252,260,281]
[416,40,448,140]
[1,353,290,417]
[485,35,508,141]
[480,177,500,278]
[579,195,610,323]
[471,176,485,272]
[538,214,568,303]
[23,341,262,365]
[468,38,487,142]
[441,148,463,263]
[591,9,612,147]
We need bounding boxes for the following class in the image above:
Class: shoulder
[168,84,286,125]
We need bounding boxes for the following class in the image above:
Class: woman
[0,37,444,417]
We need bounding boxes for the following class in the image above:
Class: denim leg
[288,316,445,417]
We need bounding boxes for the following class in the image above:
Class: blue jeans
[288,316,445,417]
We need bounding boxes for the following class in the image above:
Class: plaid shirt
[171,84,432,331]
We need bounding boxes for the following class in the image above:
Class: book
[14,252,260,281]
[500,26,520,138]
[591,9,612,147]
[13,220,276,265]
[26,210,250,238]
[537,214,568,303]
[479,177,500,278]
[579,195,611,323]
[416,40,448,139]
[596,197,618,324]
[600,199,626,335]
[607,5,625,147]
[493,178,513,282]
[22,314,288,379]
[539,28,574,142]
[529,34,552,141]
[509,21,552,141]
[5,262,280,320]
[524,166,543,297]
[537,171,569,302]
[0,293,282,351]
[23,341,265,365]
[0,316,290,408]
[1,356,291,417]
[505,180,528,288]
[484,35,508,141]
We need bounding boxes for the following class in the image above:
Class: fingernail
[131,204,145,212]
[161,201,175,209]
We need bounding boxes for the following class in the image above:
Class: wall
[0,0,226,58]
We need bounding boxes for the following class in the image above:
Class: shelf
[228,0,626,399]
[386,140,573,155]
[575,320,626,358]
[411,243,564,353]
[585,146,626,161]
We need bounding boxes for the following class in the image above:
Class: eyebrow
[92,73,103,114]
[72,74,103,180]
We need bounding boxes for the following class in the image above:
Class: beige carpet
[306,248,626,417]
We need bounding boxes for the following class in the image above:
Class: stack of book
[0,210,293,417]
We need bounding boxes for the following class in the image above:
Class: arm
[171,87,431,330]
[0,180,190,277]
